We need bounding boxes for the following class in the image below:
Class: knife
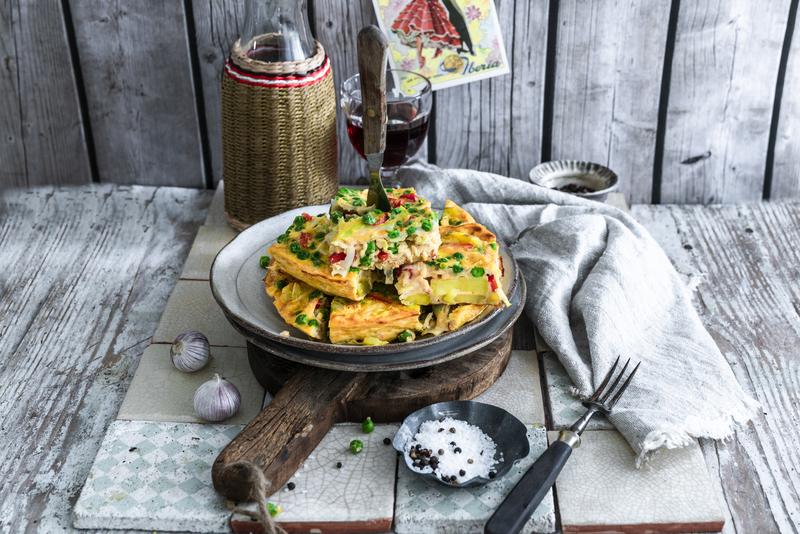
[357,26,392,212]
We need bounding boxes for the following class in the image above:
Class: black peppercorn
[287,482,296,490]
[449,427,456,433]
[459,469,466,476]
[383,437,391,445]
[449,441,456,446]
[438,449,444,455]
[489,471,496,479]
[438,428,444,432]
[336,461,343,469]
[454,447,462,454]
[467,458,474,464]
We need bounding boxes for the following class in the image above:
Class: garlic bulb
[193,374,241,422]
[171,330,210,372]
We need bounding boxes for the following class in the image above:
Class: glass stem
[380,167,401,188]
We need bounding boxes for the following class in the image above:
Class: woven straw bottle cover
[221,37,339,230]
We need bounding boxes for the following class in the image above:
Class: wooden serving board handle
[212,366,367,502]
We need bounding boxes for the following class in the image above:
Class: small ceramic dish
[393,400,530,488]
[529,160,618,202]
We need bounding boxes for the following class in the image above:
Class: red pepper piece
[301,212,313,221]
[377,250,389,261]
[329,251,347,263]
[487,274,498,292]
[299,232,312,248]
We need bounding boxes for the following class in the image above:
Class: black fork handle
[484,440,573,534]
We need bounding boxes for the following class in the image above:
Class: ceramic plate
[236,275,524,372]
[210,204,519,356]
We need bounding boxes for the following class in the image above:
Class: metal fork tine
[588,355,621,401]
[607,361,641,409]
[598,358,631,404]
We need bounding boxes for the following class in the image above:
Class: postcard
[372,0,510,91]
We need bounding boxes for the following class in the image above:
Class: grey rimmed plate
[233,275,524,372]
[210,204,519,356]
[393,401,530,487]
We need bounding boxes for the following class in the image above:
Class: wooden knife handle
[357,25,389,156]
[212,366,367,502]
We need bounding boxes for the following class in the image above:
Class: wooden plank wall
[1,0,799,204]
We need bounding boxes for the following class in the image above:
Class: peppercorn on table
[1,183,793,533]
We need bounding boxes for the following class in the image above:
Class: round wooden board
[248,330,513,423]
[213,331,513,502]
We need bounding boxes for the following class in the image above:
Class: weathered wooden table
[1,186,797,533]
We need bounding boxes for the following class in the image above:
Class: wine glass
[341,70,433,182]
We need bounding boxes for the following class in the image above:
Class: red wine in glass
[346,102,430,168]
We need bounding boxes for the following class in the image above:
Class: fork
[484,356,640,534]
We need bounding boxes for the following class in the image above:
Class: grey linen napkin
[398,163,758,463]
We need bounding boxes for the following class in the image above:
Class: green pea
[259,255,270,268]
[471,266,485,277]
[406,226,417,235]
[295,314,308,325]
[277,233,289,244]
[388,230,400,239]
[312,251,322,258]
[276,279,288,290]
[352,197,364,207]
[421,220,433,232]
[359,255,372,267]
[489,242,498,250]
[267,502,282,517]
[365,241,376,255]
[452,264,464,273]
[397,330,413,342]
[362,212,376,225]
[308,319,320,327]
[331,212,342,223]
[389,244,399,254]
[391,207,403,215]
[361,416,375,433]
[452,252,464,260]
[350,439,363,454]
[289,241,301,253]
[349,266,360,272]
[296,250,310,260]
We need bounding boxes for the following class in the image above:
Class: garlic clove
[193,373,241,422]
[171,330,210,373]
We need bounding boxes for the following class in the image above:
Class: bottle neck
[241,0,314,62]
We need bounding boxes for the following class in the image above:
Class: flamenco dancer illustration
[391,0,475,68]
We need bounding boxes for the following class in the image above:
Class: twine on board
[228,470,288,534]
